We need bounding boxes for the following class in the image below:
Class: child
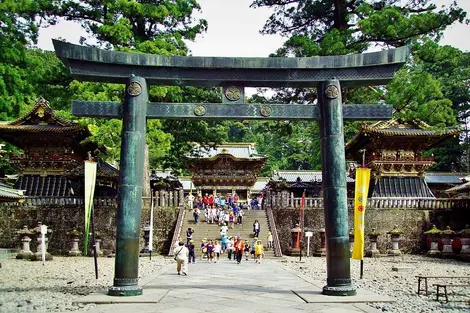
[244,240,250,261]
[206,239,214,263]
[255,240,264,264]
[200,239,207,260]
[227,236,234,260]
[213,240,221,263]
[229,212,235,229]
[221,234,228,253]
[187,239,196,264]
[193,207,200,224]
[267,231,273,250]
[251,237,257,260]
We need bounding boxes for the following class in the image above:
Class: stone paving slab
[78,288,169,304]
[292,289,393,303]
[82,259,383,313]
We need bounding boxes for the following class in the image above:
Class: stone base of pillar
[108,285,143,297]
[427,249,441,257]
[16,251,34,260]
[68,250,82,257]
[288,247,302,256]
[313,248,326,257]
[388,249,401,256]
[32,252,53,261]
[322,284,357,296]
[365,249,380,258]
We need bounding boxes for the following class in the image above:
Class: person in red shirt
[208,195,214,206]
[234,236,245,264]
[203,193,209,209]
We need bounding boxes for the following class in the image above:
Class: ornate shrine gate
[54,40,409,297]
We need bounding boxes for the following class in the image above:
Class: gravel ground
[0,256,170,313]
[279,255,470,313]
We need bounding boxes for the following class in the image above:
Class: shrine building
[187,143,267,200]
[0,97,119,199]
[345,119,459,198]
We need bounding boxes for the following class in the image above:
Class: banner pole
[91,204,99,279]
[360,149,366,280]
[149,191,154,261]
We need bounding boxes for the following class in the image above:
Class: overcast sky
[37,0,470,56]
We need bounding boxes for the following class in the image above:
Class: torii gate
[54,40,409,297]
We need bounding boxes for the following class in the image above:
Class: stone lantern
[140,225,152,253]
[387,225,403,255]
[288,224,301,256]
[365,228,381,257]
[349,228,354,256]
[16,226,34,260]
[32,222,53,261]
[424,224,441,256]
[459,224,470,255]
[314,228,326,257]
[440,226,455,258]
[67,230,82,257]
[90,232,104,257]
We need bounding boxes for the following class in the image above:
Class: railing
[143,190,184,208]
[280,196,469,210]
[265,206,283,257]
[0,196,117,207]
[167,207,185,256]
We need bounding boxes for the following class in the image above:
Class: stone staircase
[178,209,276,259]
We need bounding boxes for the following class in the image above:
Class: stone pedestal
[460,238,470,254]
[94,239,104,257]
[68,237,82,257]
[427,239,441,256]
[388,234,401,255]
[33,236,53,261]
[140,226,151,253]
[314,228,326,257]
[288,224,301,256]
[17,235,34,260]
[440,238,454,257]
[366,233,380,258]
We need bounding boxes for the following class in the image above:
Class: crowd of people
[188,193,263,226]
[173,193,273,275]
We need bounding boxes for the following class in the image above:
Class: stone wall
[272,207,470,255]
[0,204,178,255]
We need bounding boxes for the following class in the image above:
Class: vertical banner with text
[84,161,97,256]
[351,167,371,260]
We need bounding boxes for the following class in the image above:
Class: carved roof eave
[345,119,460,155]
[187,153,268,163]
[0,97,91,138]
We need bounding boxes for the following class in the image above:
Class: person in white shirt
[186,193,195,210]
[173,242,189,275]
[220,223,228,238]
[213,240,222,263]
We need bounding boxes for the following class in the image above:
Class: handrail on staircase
[168,207,185,256]
[265,206,283,257]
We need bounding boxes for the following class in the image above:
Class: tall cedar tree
[245,0,467,170]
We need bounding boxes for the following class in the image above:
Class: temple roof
[273,170,354,183]
[0,97,91,149]
[372,176,435,198]
[189,143,267,160]
[0,182,25,203]
[345,118,459,156]
[424,172,465,184]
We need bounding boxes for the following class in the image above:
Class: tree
[38,1,229,172]
[251,0,466,56]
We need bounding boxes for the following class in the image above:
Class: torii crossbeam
[54,40,409,297]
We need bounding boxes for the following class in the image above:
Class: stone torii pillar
[53,40,409,297]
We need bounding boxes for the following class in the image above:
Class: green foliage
[48,0,207,53]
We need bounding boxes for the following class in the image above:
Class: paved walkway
[83,259,383,313]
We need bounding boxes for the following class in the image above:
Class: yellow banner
[351,167,371,260]
[84,161,97,256]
